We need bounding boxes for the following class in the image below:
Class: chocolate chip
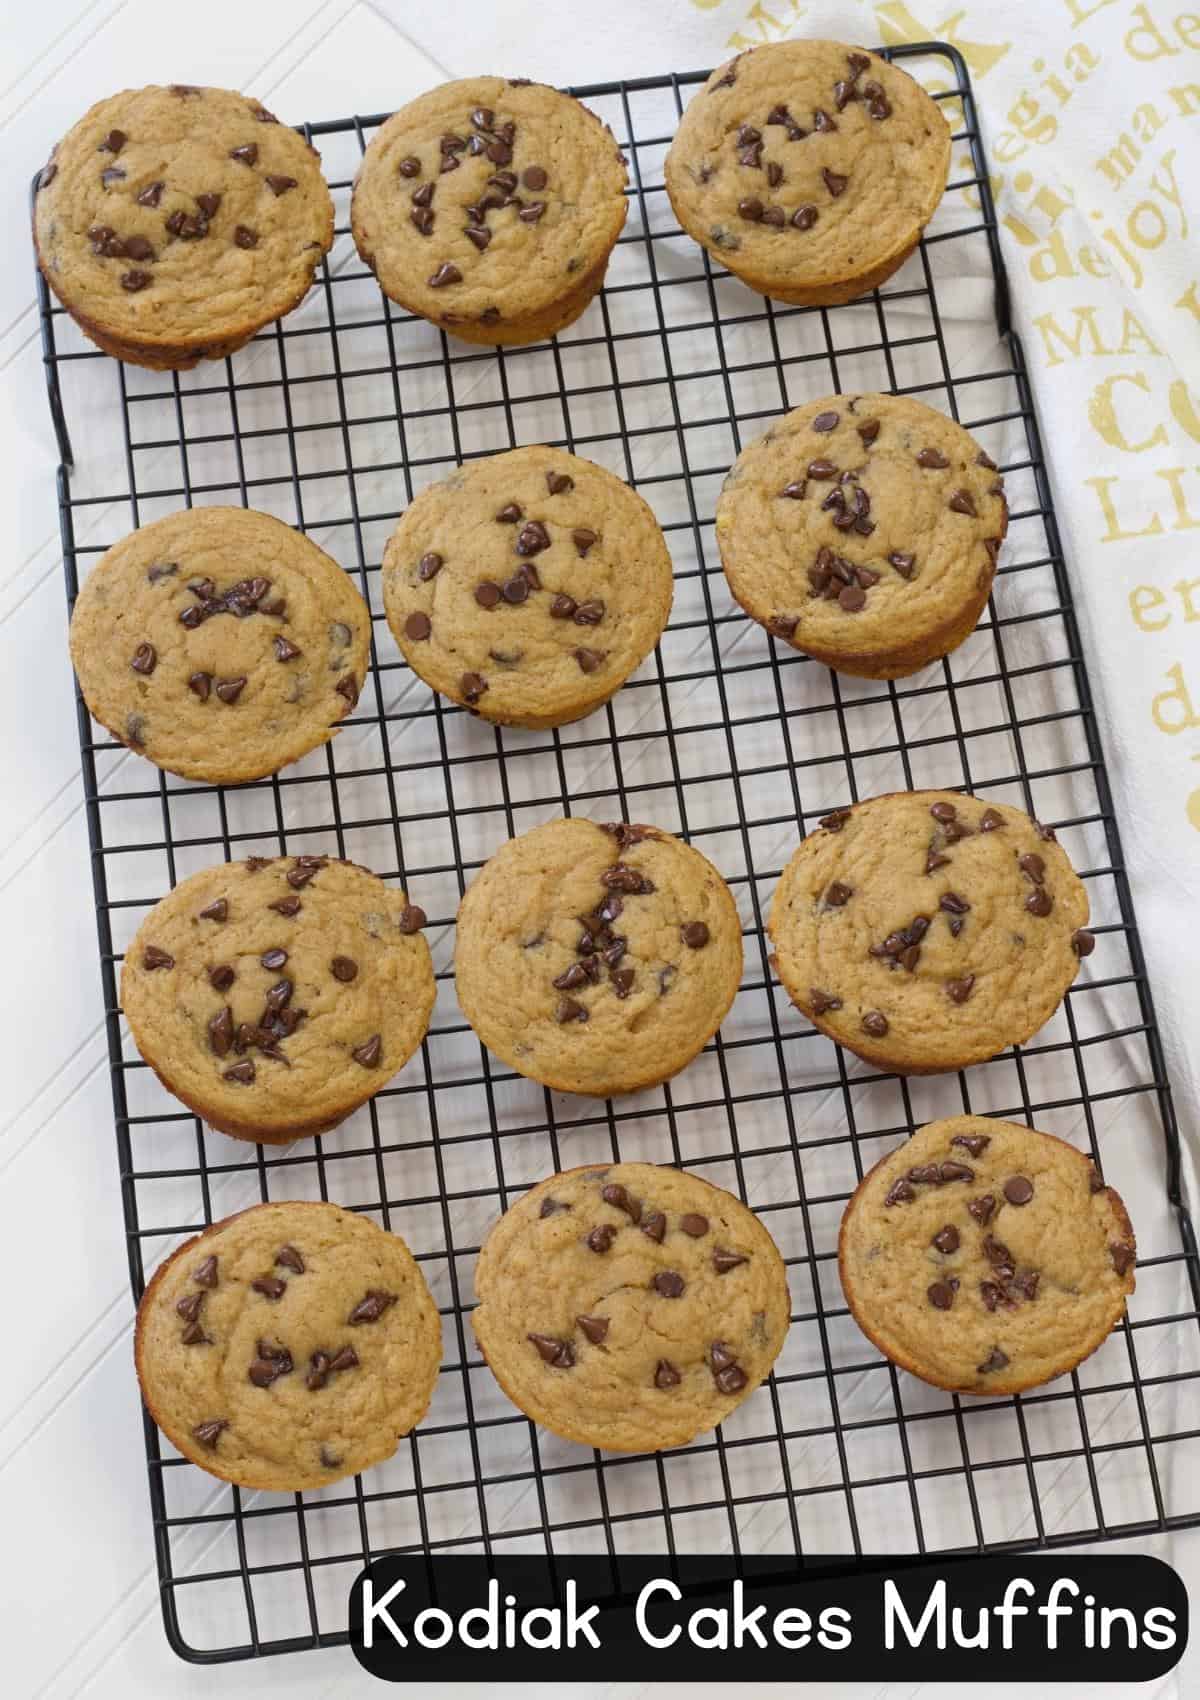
[837,585,865,612]
[679,1214,709,1238]
[265,174,298,196]
[930,801,957,822]
[889,551,916,579]
[516,520,550,555]
[38,160,57,189]
[979,808,1004,831]
[952,1133,991,1157]
[791,204,818,230]
[333,672,360,708]
[976,1348,1009,1375]
[714,1361,748,1394]
[884,1179,915,1206]
[924,850,950,874]
[525,1332,576,1370]
[141,945,173,971]
[230,143,259,166]
[807,458,837,481]
[501,573,531,605]
[192,1419,227,1449]
[760,206,785,227]
[223,1060,255,1084]
[968,1194,996,1226]
[233,225,258,249]
[767,615,798,639]
[1072,929,1096,958]
[101,167,126,187]
[399,155,421,178]
[928,1282,956,1310]
[713,1248,748,1274]
[555,995,588,1023]
[208,964,235,992]
[330,956,358,983]
[215,676,247,705]
[252,1275,286,1300]
[822,168,848,197]
[120,269,151,291]
[1111,1242,1135,1275]
[567,1313,608,1349]
[195,193,222,217]
[176,1291,204,1323]
[540,1196,569,1218]
[574,647,603,674]
[586,1224,616,1253]
[418,551,443,579]
[208,1007,234,1057]
[1025,889,1054,918]
[404,611,432,641]
[1018,852,1046,884]
[675,920,709,952]
[428,262,461,287]
[517,201,545,223]
[193,1255,218,1288]
[809,988,842,1015]
[165,210,207,239]
[287,857,327,889]
[271,635,302,663]
[861,1011,889,1038]
[348,1289,396,1324]
[260,947,288,971]
[652,1359,681,1389]
[397,903,426,937]
[248,1339,293,1385]
[949,488,977,516]
[198,896,227,921]
[572,528,597,557]
[932,1224,960,1254]
[460,671,488,703]
[464,225,490,251]
[123,234,155,262]
[1003,1175,1034,1206]
[737,196,764,222]
[352,1034,382,1068]
[599,1183,640,1223]
[766,162,783,187]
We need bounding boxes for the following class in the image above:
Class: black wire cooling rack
[35,43,1200,1666]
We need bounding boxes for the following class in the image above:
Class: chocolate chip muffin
[135,1200,442,1490]
[33,84,333,369]
[768,791,1093,1073]
[69,506,371,784]
[121,856,434,1143]
[665,41,949,307]
[382,446,673,728]
[455,819,743,1097]
[716,395,1007,678]
[351,76,628,346]
[839,1117,1135,1396]
[472,1162,791,1451]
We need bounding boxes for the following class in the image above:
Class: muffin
[382,446,672,728]
[768,790,1093,1073]
[716,394,1006,678]
[69,506,371,784]
[839,1116,1135,1395]
[135,1200,442,1489]
[121,855,434,1143]
[351,76,628,345]
[472,1162,791,1451]
[454,818,743,1096]
[33,84,333,369]
[665,41,949,306]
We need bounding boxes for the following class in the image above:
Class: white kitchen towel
[383,0,1200,1143]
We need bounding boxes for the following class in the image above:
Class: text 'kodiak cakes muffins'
[454,818,743,1097]
[768,791,1094,1073]
[34,84,333,369]
[136,1201,442,1490]
[839,1117,1135,1396]
[69,507,371,784]
[121,856,434,1143]
[383,446,673,728]
[472,1163,791,1451]
[352,77,628,346]
[665,41,950,307]
[716,394,1007,679]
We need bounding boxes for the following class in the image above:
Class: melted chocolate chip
[209,964,235,992]
[586,1224,616,1254]
[1025,889,1054,918]
[968,1194,996,1226]
[233,225,258,249]
[680,921,710,949]
[861,1010,888,1038]
[652,1270,685,1298]
[223,1060,255,1084]
[927,1282,957,1310]
[976,1348,1009,1375]
[654,1359,681,1388]
[952,1133,991,1157]
[809,988,842,1015]
[405,611,432,640]
[932,1224,960,1253]
[208,1007,234,1057]
[601,1183,641,1222]
[791,204,818,230]
[331,956,358,982]
[1004,1175,1034,1206]
[351,1034,382,1068]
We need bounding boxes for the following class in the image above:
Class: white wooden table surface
[2,3,1194,1696]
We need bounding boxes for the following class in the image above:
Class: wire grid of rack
[35,42,1200,1666]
